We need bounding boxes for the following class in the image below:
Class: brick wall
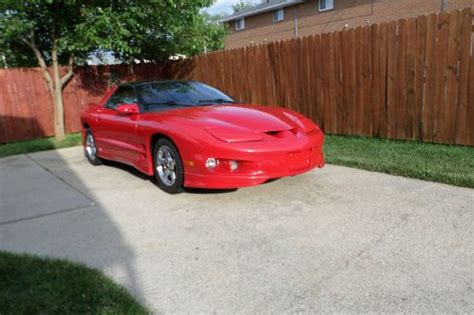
[224,0,473,49]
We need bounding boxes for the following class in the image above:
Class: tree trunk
[24,30,73,141]
[52,84,66,141]
[51,46,66,141]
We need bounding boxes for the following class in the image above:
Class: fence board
[444,10,462,144]
[327,32,338,134]
[405,18,417,140]
[320,33,331,131]
[361,26,372,136]
[340,29,349,135]
[378,22,389,138]
[370,24,380,137]
[348,28,357,134]
[314,34,324,126]
[386,21,398,139]
[468,24,474,146]
[333,31,343,135]
[415,15,427,140]
[396,19,407,140]
[455,7,472,145]
[423,14,438,142]
[0,9,472,146]
[433,12,450,143]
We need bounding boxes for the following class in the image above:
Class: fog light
[206,158,218,169]
[229,160,239,171]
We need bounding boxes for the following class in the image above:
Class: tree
[201,13,229,52]
[232,0,255,13]
[0,0,225,140]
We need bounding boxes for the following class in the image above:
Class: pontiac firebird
[80,80,325,194]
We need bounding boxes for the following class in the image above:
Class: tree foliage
[0,0,226,68]
[232,0,255,13]
[0,0,226,139]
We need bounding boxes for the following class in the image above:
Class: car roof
[119,80,198,89]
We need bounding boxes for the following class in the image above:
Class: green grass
[324,135,474,188]
[0,251,149,314]
[0,133,472,188]
[0,133,82,158]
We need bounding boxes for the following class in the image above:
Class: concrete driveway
[0,147,473,313]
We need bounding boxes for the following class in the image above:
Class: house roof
[218,0,305,23]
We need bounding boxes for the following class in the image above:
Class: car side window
[105,87,138,110]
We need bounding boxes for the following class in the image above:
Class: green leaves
[0,0,226,68]
[232,0,255,13]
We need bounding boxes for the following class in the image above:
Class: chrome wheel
[156,145,177,186]
[85,133,97,159]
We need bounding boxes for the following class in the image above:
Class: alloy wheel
[156,145,177,186]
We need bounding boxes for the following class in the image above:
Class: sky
[205,0,256,16]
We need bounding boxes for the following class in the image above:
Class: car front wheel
[84,129,102,166]
[153,138,184,194]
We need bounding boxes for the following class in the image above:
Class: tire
[84,129,102,166]
[153,138,184,194]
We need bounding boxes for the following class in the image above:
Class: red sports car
[81,81,324,193]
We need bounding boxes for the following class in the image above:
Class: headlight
[205,158,218,169]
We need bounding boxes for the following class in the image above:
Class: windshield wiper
[145,101,191,107]
[196,99,237,105]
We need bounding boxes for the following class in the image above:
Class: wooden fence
[0,8,473,145]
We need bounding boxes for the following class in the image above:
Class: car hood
[143,104,308,143]
[190,104,294,130]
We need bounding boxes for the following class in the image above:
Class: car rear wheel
[153,138,184,194]
[84,129,102,166]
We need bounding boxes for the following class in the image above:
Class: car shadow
[184,187,238,194]
[102,159,151,181]
[101,156,239,194]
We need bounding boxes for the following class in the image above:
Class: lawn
[0,133,472,188]
[0,251,149,314]
[0,133,82,158]
[324,135,474,188]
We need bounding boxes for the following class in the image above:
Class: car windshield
[136,81,236,111]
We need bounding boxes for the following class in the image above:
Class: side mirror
[116,103,140,115]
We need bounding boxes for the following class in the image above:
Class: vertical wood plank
[327,32,338,134]
[333,31,343,134]
[306,35,317,123]
[348,28,358,134]
[314,34,324,126]
[444,10,461,144]
[355,27,365,135]
[378,22,389,138]
[423,14,438,142]
[396,19,407,140]
[405,18,417,140]
[340,28,350,135]
[386,21,398,139]
[467,9,474,146]
[414,14,427,140]
[454,8,472,145]
[432,12,450,143]
[370,23,380,137]
[362,25,372,136]
[320,33,331,132]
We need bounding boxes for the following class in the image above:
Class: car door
[95,86,143,163]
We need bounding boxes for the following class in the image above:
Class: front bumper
[184,147,324,189]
